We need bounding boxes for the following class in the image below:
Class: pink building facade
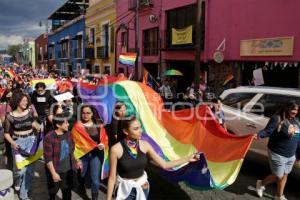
[116,0,300,94]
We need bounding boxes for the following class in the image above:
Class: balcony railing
[85,47,95,59]
[128,0,153,11]
[97,46,109,59]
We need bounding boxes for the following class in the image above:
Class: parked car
[219,86,300,173]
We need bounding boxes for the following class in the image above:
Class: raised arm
[257,115,279,138]
[142,140,199,170]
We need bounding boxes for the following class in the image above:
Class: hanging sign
[213,51,224,63]
[172,25,193,45]
[213,38,226,63]
[240,36,294,56]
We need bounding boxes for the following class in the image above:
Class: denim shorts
[15,135,36,154]
[268,149,296,177]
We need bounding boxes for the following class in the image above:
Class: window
[143,27,159,56]
[104,65,111,75]
[110,26,115,53]
[61,40,69,58]
[121,31,128,49]
[60,62,65,73]
[76,63,81,72]
[89,28,95,45]
[94,65,100,74]
[222,93,256,110]
[250,94,300,117]
[100,24,109,58]
[77,36,83,58]
[166,3,205,49]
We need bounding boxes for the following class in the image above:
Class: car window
[250,94,300,117]
[222,93,256,110]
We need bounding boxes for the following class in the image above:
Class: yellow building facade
[86,0,116,75]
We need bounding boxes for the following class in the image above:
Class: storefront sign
[172,25,193,45]
[240,37,294,56]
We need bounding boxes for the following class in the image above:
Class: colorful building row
[34,0,300,91]
[112,0,300,93]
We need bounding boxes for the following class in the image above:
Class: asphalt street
[1,156,299,200]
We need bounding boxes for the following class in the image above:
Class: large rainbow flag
[31,78,57,90]
[77,79,254,189]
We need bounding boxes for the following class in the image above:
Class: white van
[220,86,300,173]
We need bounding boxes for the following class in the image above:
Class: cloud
[0,0,64,49]
[0,35,24,49]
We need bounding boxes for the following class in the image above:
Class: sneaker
[256,180,265,198]
[274,195,287,200]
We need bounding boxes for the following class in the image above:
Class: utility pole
[134,0,139,80]
[194,0,203,100]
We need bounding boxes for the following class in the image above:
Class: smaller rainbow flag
[72,122,109,179]
[0,88,5,98]
[5,69,16,79]
[119,53,137,66]
[223,74,234,86]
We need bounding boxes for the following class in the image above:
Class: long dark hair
[121,115,138,132]
[80,104,103,124]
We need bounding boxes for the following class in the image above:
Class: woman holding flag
[106,115,200,200]
[72,104,107,200]
[3,90,41,200]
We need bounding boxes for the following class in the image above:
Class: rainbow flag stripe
[5,69,16,79]
[31,78,57,90]
[78,79,254,189]
[72,122,109,179]
[119,53,137,66]
[15,135,43,169]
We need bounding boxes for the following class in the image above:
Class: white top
[115,172,148,200]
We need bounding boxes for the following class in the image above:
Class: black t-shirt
[31,90,52,118]
[106,118,124,148]
[85,125,99,143]
[57,133,71,173]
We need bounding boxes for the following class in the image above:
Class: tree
[7,44,21,61]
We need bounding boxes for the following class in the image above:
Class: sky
[0,0,66,50]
